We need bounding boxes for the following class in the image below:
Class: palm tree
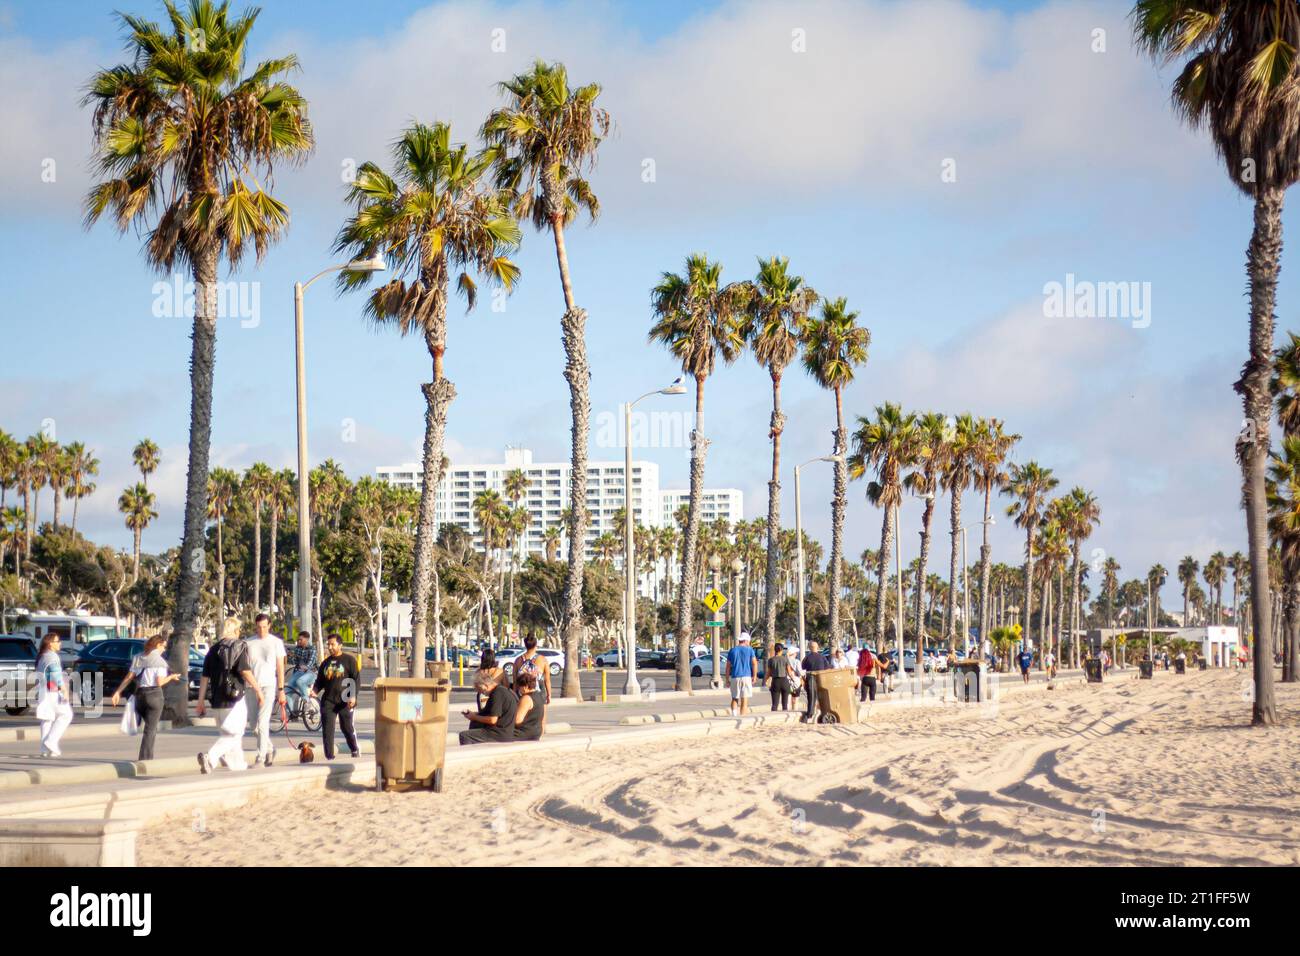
[1102,556,1121,628]
[0,507,22,577]
[267,469,294,615]
[1003,461,1058,657]
[46,446,71,530]
[1132,0,1300,723]
[132,439,160,490]
[903,413,948,653]
[543,524,562,563]
[941,414,978,650]
[242,462,274,610]
[336,121,520,675]
[801,296,870,649]
[649,254,746,690]
[1204,551,1228,625]
[1148,564,1168,655]
[1062,487,1100,666]
[207,467,239,619]
[1229,551,1249,627]
[1178,555,1200,626]
[0,430,16,512]
[503,468,530,634]
[483,59,610,700]
[736,256,818,646]
[849,403,920,654]
[972,418,1019,644]
[85,1,312,719]
[24,433,54,534]
[63,442,99,534]
[118,483,157,582]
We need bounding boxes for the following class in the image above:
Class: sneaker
[197,752,212,775]
[264,749,275,767]
[350,750,360,758]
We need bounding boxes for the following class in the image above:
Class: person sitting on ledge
[458,669,517,745]
[513,670,544,741]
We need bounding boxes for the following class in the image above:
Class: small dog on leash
[298,742,315,763]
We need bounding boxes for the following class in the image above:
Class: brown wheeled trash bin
[812,668,858,724]
[374,663,451,793]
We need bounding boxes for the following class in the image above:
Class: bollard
[458,657,464,687]
[601,669,607,702]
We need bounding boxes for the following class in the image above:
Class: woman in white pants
[35,634,73,757]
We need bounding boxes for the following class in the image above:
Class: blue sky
[0,0,1284,608]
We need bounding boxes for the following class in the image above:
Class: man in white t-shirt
[243,613,286,766]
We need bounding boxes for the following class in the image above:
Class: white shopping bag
[119,695,139,736]
[34,689,57,722]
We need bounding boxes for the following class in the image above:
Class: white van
[9,612,130,666]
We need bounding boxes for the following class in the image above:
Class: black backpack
[212,640,246,705]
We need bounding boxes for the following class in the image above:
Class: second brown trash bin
[373,663,451,793]
[812,668,858,724]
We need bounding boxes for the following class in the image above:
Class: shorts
[730,676,753,700]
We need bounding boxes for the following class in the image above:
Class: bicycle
[271,678,321,733]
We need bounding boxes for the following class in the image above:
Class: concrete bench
[0,817,142,866]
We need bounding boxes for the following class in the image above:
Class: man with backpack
[195,618,263,773]
[857,645,878,702]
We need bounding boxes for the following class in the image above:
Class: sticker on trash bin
[398,692,424,721]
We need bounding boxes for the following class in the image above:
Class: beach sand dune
[137,671,1300,866]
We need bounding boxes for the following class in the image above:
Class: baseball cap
[738,631,751,643]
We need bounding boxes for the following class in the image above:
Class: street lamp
[731,556,743,655]
[794,454,843,656]
[709,553,723,689]
[294,255,385,661]
[623,376,686,695]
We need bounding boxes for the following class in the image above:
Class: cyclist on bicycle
[286,631,317,705]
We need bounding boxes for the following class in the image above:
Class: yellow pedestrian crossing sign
[703,589,727,613]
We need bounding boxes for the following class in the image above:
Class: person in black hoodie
[801,640,830,722]
[459,669,517,744]
[310,633,360,759]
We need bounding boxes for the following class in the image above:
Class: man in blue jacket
[1018,646,1034,683]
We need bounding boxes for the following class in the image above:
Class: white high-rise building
[376,447,743,563]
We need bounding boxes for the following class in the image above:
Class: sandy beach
[137,670,1300,867]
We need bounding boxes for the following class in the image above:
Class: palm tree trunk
[165,244,218,724]
[1023,525,1036,660]
[828,388,848,648]
[52,484,62,529]
[216,516,225,622]
[1286,579,1300,683]
[410,372,455,681]
[252,508,262,610]
[674,376,709,692]
[872,502,894,647]
[269,510,278,618]
[72,495,80,534]
[132,527,141,582]
[1069,543,1081,669]
[945,489,963,650]
[977,484,993,656]
[762,370,784,646]
[914,495,937,657]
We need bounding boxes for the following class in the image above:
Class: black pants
[805,680,818,718]
[770,682,789,711]
[859,676,876,702]
[458,727,508,745]
[134,686,164,761]
[320,700,358,759]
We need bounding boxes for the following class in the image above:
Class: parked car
[0,635,37,715]
[431,647,481,671]
[594,648,654,668]
[74,639,207,701]
[688,651,765,679]
[643,650,675,670]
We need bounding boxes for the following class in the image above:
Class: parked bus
[7,612,130,666]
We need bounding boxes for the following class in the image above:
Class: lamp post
[794,454,843,657]
[293,255,385,660]
[731,556,743,653]
[709,553,723,689]
[622,377,686,695]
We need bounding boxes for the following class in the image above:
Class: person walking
[286,630,317,703]
[34,634,73,757]
[724,631,758,717]
[857,645,878,702]
[309,633,360,760]
[801,640,830,722]
[110,632,182,761]
[243,613,286,767]
[196,618,262,773]
[1044,648,1057,680]
[459,668,518,745]
[513,670,544,741]
[766,642,792,712]
[1017,645,1033,684]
